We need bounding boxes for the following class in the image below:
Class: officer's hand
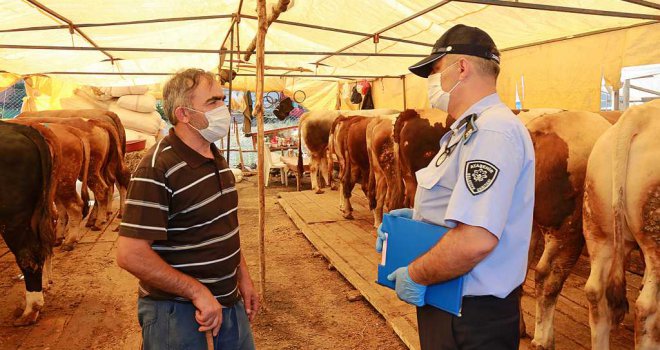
[192,285,223,336]
[388,208,413,219]
[387,266,427,307]
[375,223,387,253]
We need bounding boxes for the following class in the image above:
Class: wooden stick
[234,119,245,169]
[243,0,291,61]
[255,0,268,300]
[205,330,213,350]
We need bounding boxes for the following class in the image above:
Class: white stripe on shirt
[169,187,236,219]
[131,178,172,193]
[125,199,168,211]
[165,161,187,178]
[172,168,232,197]
[170,248,240,268]
[152,227,239,251]
[197,268,237,284]
[167,207,238,232]
[119,222,167,232]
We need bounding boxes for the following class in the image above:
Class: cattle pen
[277,188,644,350]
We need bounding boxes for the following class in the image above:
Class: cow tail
[606,110,637,325]
[297,118,304,178]
[79,136,91,218]
[27,125,59,258]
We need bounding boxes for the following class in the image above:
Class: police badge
[464,160,499,195]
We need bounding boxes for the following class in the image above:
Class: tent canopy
[1,0,658,111]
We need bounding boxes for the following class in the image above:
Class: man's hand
[239,274,260,322]
[376,208,414,252]
[387,266,427,307]
[192,286,223,336]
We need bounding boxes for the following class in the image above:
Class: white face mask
[184,105,231,143]
[427,61,461,112]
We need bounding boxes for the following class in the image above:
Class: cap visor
[408,53,445,78]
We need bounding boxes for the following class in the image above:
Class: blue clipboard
[377,214,464,316]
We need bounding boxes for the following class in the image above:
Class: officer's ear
[457,57,470,81]
[175,106,190,124]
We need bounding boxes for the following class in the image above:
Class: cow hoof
[343,212,354,220]
[91,226,102,232]
[330,185,338,191]
[61,243,75,252]
[530,340,551,350]
[13,311,39,327]
[315,189,324,194]
[113,225,120,232]
[85,221,94,228]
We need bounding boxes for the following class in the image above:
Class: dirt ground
[0,175,406,350]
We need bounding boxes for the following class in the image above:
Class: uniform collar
[450,93,501,131]
[167,128,220,168]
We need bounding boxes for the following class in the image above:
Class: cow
[297,110,341,193]
[524,111,611,349]
[392,109,453,207]
[18,110,129,222]
[7,119,91,251]
[297,109,400,194]
[0,121,59,326]
[17,114,130,228]
[583,100,660,350]
[366,115,404,227]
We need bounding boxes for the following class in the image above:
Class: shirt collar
[167,128,219,168]
[450,93,501,131]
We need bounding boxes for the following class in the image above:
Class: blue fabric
[138,297,255,350]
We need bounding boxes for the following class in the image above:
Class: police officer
[377,25,535,349]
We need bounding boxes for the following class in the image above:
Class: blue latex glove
[387,266,427,307]
[375,208,414,252]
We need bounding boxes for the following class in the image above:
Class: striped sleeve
[119,167,171,240]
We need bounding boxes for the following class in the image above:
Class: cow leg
[374,174,387,228]
[61,191,85,251]
[635,258,658,349]
[117,182,127,219]
[584,238,615,350]
[14,269,45,326]
[86,175,108,230]
[520,224,543,338]
[54,201,67,246]
[310,158,322,194]
[531,230,583,350]
[42,254,53,290]
[342,163,357,219]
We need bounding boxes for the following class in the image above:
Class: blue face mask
[184,105,231,143]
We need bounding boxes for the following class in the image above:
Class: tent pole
[226,24,235,162]
[255,0,268,301]
[402,75,407,110]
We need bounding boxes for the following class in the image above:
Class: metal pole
[37,71,406,79]
[623,79,631,110]
[453,0,659,20]
[255,0,268,300]
[0,44,428,57]
[402,75,407,110]
[314,1,452,65]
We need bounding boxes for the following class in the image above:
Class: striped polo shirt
[119,128,240,306]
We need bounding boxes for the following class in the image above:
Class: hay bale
[124,149,149,174]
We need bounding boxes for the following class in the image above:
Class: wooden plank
[279,198,421,350]
[279,189,640,350]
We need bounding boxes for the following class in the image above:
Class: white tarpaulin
[1,0,658,111]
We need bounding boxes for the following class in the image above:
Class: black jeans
[417,286,521,350]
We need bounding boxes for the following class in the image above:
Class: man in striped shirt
[117,68,258,349]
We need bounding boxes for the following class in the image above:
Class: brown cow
[338,116,372,219]
[16,116,127,230]
[392,109,453,207]
[18,110,130,222]
[583,100,660,350]
[366,115,404,228]
[525,111,611,349]
[7,120,91,251]
[0,121,59,326]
